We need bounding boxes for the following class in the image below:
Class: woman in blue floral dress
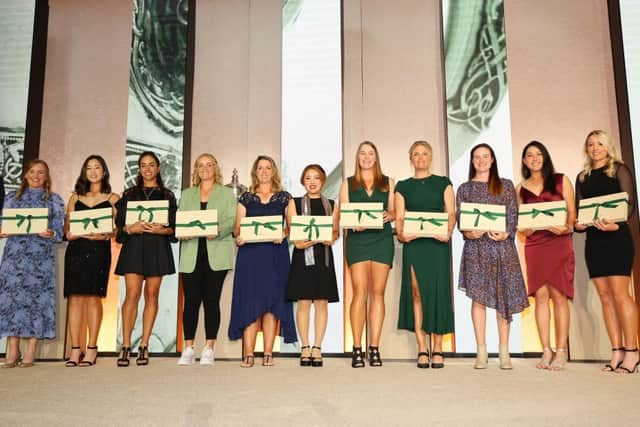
[0,160,65,367]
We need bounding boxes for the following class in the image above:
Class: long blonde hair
[352,141,388,191]
[191,153,223,186]
[580,130,623,182]
[16,159,52,200]
[250,155,283,193]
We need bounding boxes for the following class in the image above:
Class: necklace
[142,187,157,200]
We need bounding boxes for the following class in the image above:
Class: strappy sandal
[136,346,149,366]
[417,351,430,369]
[262,354,274,367]
[368,346,383,367]
[299,345,312,367]
[430,352,445,369]
[616,348,639,374]
[602,347,624,372]
[240,354,255,368]
[549,348,567,371]
[351,346,365,368]
[79,346,98,367]
[65,346,82,367]
[117,346,131,367]
[1,352,21,369]
[536,347,553,370]
[311,346,323,367]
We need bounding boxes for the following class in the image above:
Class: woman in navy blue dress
[0,160,65,368]
[229,155,296,367]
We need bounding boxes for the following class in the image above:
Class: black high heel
[368,346,383,367]
[430,352,445,369]
[65,346,82,367]
[602,347,624,372]
[136,346,149,366]
[299,345,312,367]
[416,352,430,369]
[616,348,639,374]
[351,346,365,368]
[311,346,323,367]
[117,346,131,367]
[79,346,98,367]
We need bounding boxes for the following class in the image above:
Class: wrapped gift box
[125,200,169,226]
[290,215,333,242]
[517,200,567,230]
[459,202,506,232]
[175,209,218,238]
[340,202,384,229]
[239,215,283,243]
[69,207,113,236]
[578,191,628,226]
[1,208,49,235]
[403,211,449,238]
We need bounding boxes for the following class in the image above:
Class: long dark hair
[135,151,166,189]
[521,141,557,194]
[74,155,112,195]
[468,143,503,196]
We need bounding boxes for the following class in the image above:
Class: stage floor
[0,357,637,426]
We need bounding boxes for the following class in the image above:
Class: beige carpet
[0,357,638,426]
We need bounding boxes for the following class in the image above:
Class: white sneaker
[200,346,215,365]
[177,346,195,366]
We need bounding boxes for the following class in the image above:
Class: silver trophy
[225,168,247,200]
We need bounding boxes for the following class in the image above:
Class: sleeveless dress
[456,179,529,321]
[228,191,297,343]
[345,176,394,266]
[575,163,636,278]
[287,197,339,302]
[520,174,575,298]
[395,176,454,334]
[64,199,112,297]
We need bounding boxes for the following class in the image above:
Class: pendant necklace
[143,187,157,200]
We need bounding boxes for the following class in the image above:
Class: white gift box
[339,202,384,229]
[1,208,49,235]
[69,207,113,236]
[239,215,283,243]
[290,215,333,242]
[125,200,169,226]
[578,191,629,226]
[403,211,449,238]
[517,200,567,230]
[459,202,506,232]
[175,209,218,238]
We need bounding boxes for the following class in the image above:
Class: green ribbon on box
[240,220,282,236]
[290,217,333,240]
[175,219,218,230]
[460,208,506,227]
[127,204,168,223]
[70,215,113,231]
[340,208,383,224]
[580,198,629,220]
[1,213,49,233]
[404,216,447,230]
[518,207,566,219]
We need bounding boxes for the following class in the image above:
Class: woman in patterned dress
[456,144,529,370]
[0,160,65,368]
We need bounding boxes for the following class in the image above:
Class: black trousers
[181,243,228,340]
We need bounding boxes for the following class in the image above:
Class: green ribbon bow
[241,220,281,235]
[580,198,629,220]
[518,207,566,219]
[1,214,49,233]
[341,208,383,223]
[175,219,219,230]
[70,215,112,230]
[290,217,333,240]
[405,216,447,230]
[127,204,168,222]
[461,208,506,227]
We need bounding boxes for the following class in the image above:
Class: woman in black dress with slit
[286,164,339,367]
[114,151,177,367]
[575,130,638,373]
[64,155,118,367]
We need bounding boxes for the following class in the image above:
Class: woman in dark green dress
[395,141,455,369]
[339,141,395,368]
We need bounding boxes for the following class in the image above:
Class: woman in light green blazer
[176,153,236,366]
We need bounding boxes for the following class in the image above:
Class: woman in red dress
[516,141,575,370]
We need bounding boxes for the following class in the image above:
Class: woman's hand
[547,225,571,235]
[126,221,144,235]
[434,233,451,243]
[85,232,111,241]
[38,229,55,239]
[400,233,418,243]
[463,230,484,240]
[206,234,218,240]
[593,218,619,232]
[574,219,587,231]
[235,236,245,246]
[382,210,393,224]
[351,226,366,233]
[487,231,509,241]
[518,228,535,237]
[145,222,167,235]
[294,240,315,250]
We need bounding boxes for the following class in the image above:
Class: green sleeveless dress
[345,176,394,266]
[395,176,454,334]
